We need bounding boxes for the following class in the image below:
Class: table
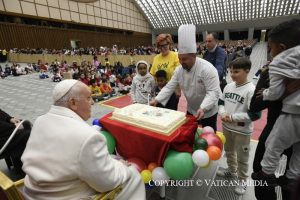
[100,113,198,166]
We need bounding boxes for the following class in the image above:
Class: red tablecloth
[100,113,198,165]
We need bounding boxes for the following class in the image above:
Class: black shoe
[251,170,278,187]
[278,175,296,192]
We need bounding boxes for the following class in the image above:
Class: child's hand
[221,114,227,122]
[225,115,233,123]
[221,114,233,123]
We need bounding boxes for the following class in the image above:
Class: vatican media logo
[149,179,268,187]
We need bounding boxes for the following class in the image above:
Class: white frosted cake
[111,104,186,135]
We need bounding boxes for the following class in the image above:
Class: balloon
[128,157,147,172]
[92,119,100,126]
[216,131,226,144]
[193,144,197,152]
[192,150,209,167]
[197,127,203,135]
[200,132,223,151]
[194,138,208,150]
[202,126,215,134]
[152,167,170,181]
[163,150,194,180]
[148,162,158,172]
[194,127,203,141]
[206,146,222,160]
[100,131,116,154]
[203,160,211,168]
[140,170,152,183]
[92,125,101,131]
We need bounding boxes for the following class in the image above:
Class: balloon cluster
[192,126,226,167]
[130,127,226,183]
[92,118,226,182]
[127,158,170,184]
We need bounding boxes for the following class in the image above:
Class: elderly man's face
[71,83,94,121]
[205,34,217,51]
[178,54,196,71]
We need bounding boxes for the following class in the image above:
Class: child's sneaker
[216,168,237,178]
[235,179,247,195]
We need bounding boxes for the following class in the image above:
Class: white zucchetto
[53,79,78,102]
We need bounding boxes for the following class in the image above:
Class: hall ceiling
[134,0,300,29]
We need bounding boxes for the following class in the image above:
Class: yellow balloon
[141,170,152,183]
[216,132,226,144]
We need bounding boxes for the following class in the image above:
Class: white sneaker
[216,168,237,178]
[234,180,247,195]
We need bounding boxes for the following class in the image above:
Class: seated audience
[0,66,6,78]
[52,71,62,82]
[89,79,104,102]
[21,80,145,199]
[39,70,49,79]
[100,78,114,95]
[79,73,89,85]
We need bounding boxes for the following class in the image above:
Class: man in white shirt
[150,25,221,131]
[21,80,145,200]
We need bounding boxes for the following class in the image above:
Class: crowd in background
[5,39,256,57]
[1,39,256,103]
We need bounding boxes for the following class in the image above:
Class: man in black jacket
[0,109,31,175]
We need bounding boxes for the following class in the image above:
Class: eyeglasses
[158,43,169,49]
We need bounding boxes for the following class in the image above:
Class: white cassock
[155,57,221,118]
[21,105,145,200]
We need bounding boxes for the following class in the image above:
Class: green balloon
[195,138,208,150]
[100,131,116,154]
[194,128,203,141]
[197,127,203,135]
[163,150,194,180]
[193,144,197,152]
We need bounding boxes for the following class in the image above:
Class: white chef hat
[178,24,197,54]
[53,79,78,102]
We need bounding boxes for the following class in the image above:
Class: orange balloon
[206,146,222,160]
[148,162,158,172]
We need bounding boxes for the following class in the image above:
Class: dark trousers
[253,124,293,200]
[187,111,218,131]
[0,120,31,176]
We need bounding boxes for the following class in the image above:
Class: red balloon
[127,157,146,172]
[200,133,223,151]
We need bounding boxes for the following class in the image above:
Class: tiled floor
[0,44,281,200]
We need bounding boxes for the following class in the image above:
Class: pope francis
[21,80,146,200]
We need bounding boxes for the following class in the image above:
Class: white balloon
[152,167,170,182]
[192,150,210,167]
[92,125,101,131]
